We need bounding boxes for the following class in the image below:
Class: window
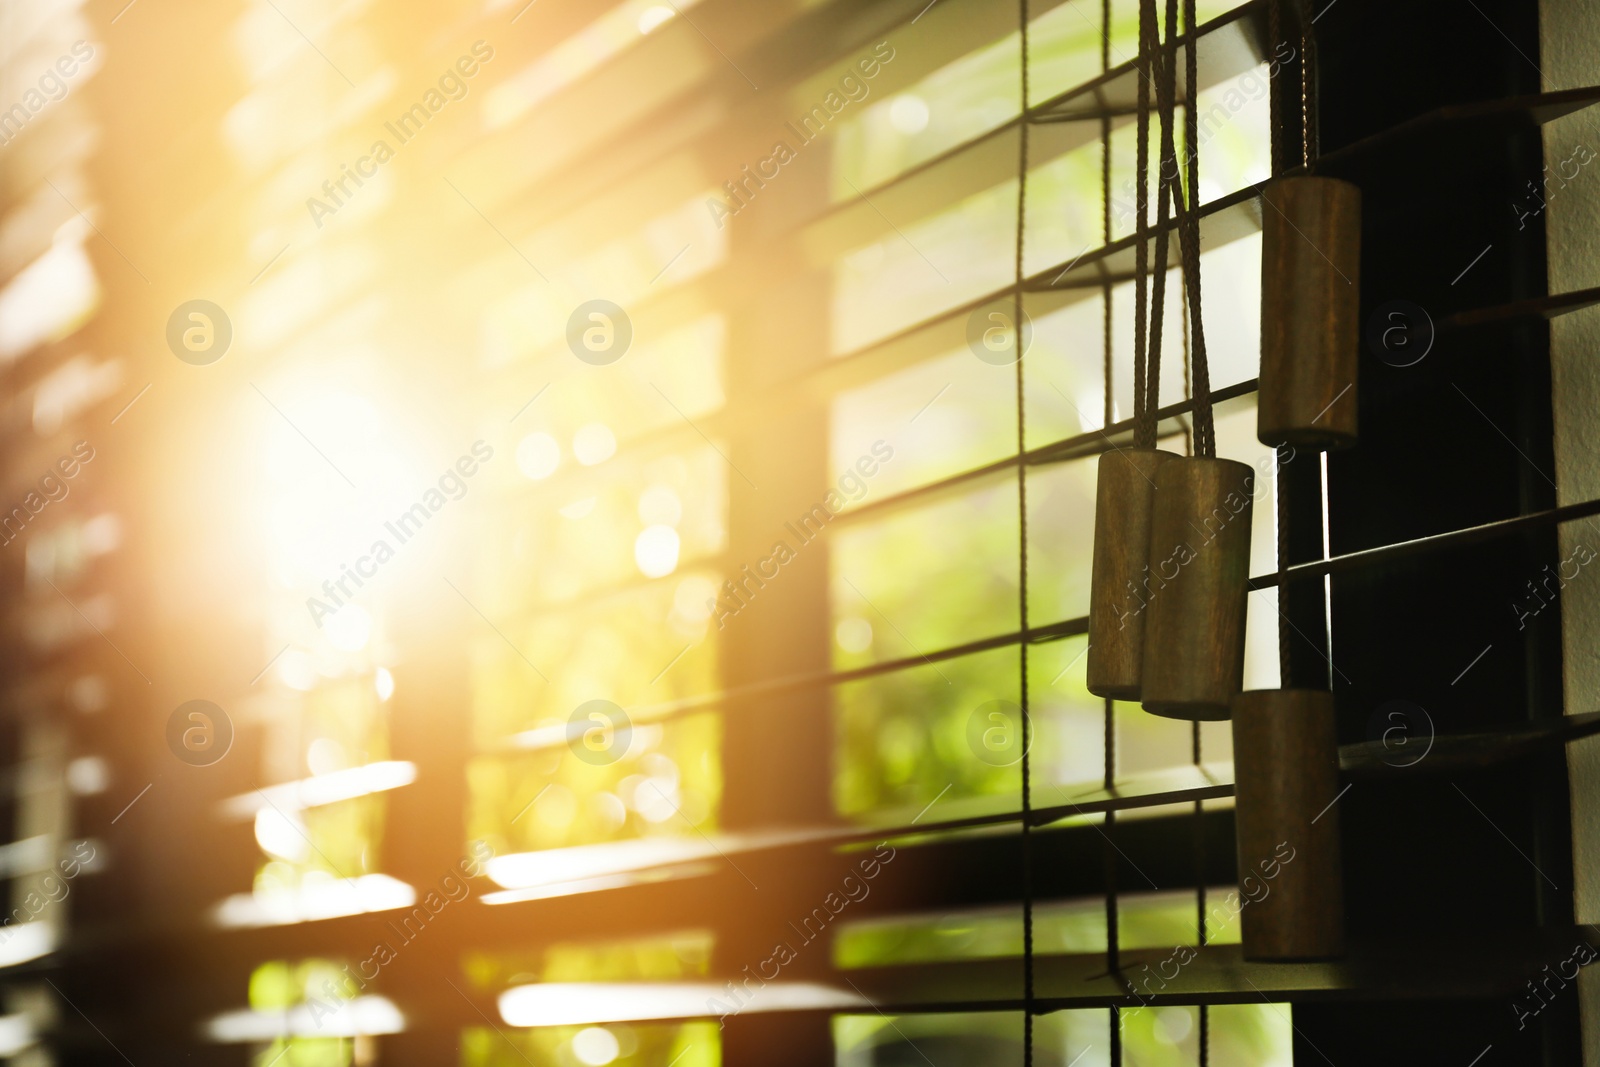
[0,0,1589,1063]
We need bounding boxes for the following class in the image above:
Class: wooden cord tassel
[1235,31,1348,953]
[1230,688,1345,959]
[1138,455,1254,719]
[1088,448,1178,698]
[1136,0,1253,722]
[1257,0,1360,450]
[1086,0,1179,701]
[1258,175,1361,448]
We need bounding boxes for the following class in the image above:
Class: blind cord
[1098,11,1120,1066]
[1138,0,1181,450]
[1177,0,1215,458]
[1265,0,1293,684]
[1100,0,1113,431]
[1278,445,1294,682]
[1300,0,1317,166]
[1013,1,1035,1063]
[1131,0,1153,447]
[1147,10,1214,1063]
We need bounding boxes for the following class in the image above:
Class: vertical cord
[1181,278,1192,454]
[1098,9,1120,1064]
[1181,0,1215,1044]
[1100,0,1111,72]
[1176,0,1214,457]
[1320,453,1335,688]
[1186,0,1210,1002]
[1194,756,1209,1067]
[1277,445,1293,684]
[1139,0,1180,451]
[1281,0,1316,683]
[1301,0,1332,686]
[1101,24,1113,433]
[1182,0,1210,454]
[1131,0,1153,444]
[1299,0,1317,167]
[1105,807,1121,1062]
[1114,3,1161,1057]
[1101,120,1113,430]
[1013,3,1035,1064]
[1268,0,1295,685]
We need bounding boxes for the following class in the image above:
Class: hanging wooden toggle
[1229,6,1344,962]
[1258,175,1362,449]
[1138,455,1254,719]
[1230,688,1345,959]
[1086,0,1179,702]
[1257,0,1360,450]
[1087,448,1178,698]
[1135,0,1253,723]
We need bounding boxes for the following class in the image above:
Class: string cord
[1265,0,1295,682]
[1300,0,1318,166]
[1174,0,1215,457]
[1276,444,1294,681]
[1100,0,1113,429]
[1138,0,1182,449]
[1131,0,1153,445]
[1098,7,1120,1064]
[1013,1,1035,1063]
[1146,2,1209,1060]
